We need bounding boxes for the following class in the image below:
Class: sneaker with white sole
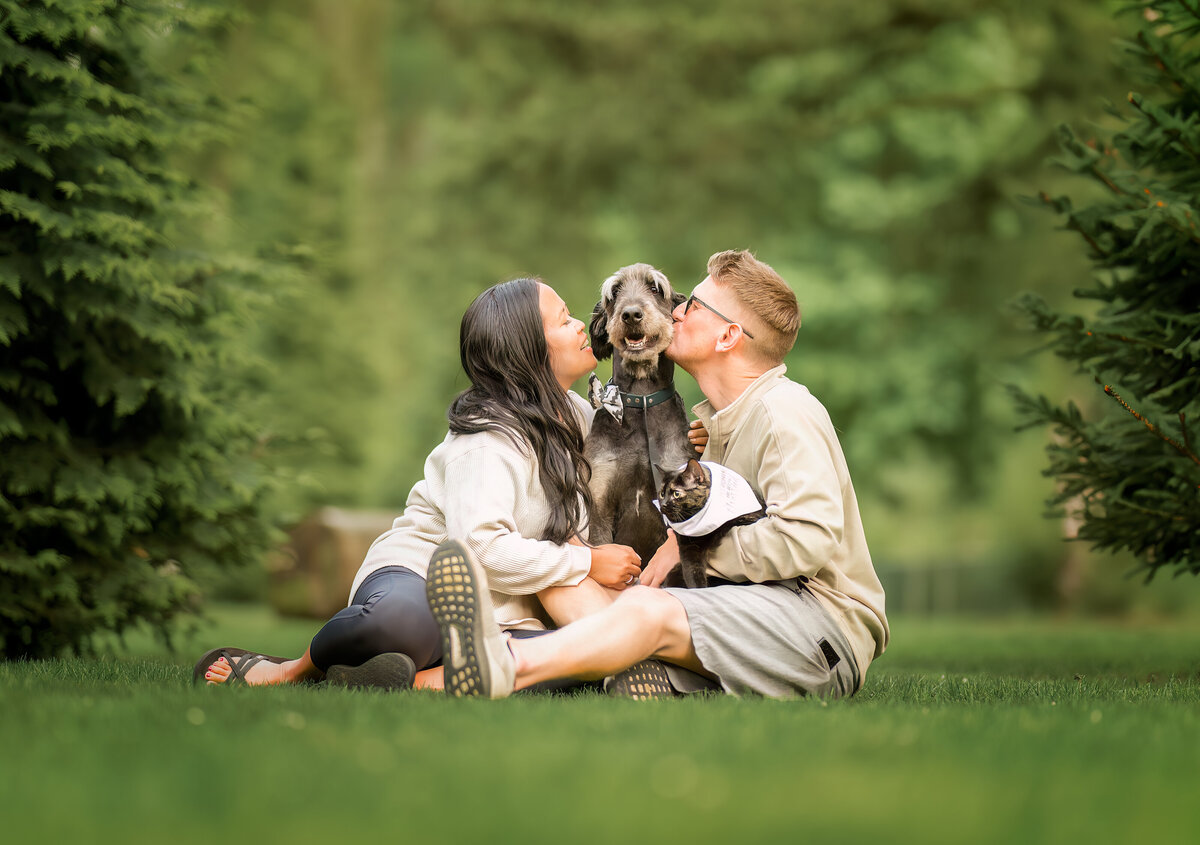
[425,539,516,698]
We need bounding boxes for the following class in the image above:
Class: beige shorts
[664,581,860,699]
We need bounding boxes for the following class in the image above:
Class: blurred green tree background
[187,0,1195,614]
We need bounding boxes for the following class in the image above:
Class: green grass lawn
[3,607,1198,845]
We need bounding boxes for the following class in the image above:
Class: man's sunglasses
[684,294,755,339]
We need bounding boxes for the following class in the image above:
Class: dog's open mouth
[624,334,650,352]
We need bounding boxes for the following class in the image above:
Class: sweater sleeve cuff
[562,543,592,586]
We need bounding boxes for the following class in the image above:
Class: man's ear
[714,323,747,354]
[589,300,613,361]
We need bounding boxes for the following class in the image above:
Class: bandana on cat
[662,461,762,536]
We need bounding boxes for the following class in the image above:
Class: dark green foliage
[1015,0,1200,579]
[0,0,277,658]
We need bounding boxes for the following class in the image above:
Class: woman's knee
[366,611,441,665]
[539,576,615,625]
[312,599,441,669]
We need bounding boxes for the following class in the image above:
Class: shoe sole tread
[608,660,676,700]
[427,547,491,697]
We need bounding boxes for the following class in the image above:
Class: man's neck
[694,359,772,411]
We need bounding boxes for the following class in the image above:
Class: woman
[196,278,643,689]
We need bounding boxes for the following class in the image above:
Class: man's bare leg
[509,586,705,691]
[410,579,618,693]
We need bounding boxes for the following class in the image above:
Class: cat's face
[659,459,711,522]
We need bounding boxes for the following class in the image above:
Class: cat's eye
[672,490,684,499]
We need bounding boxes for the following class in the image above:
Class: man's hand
[640,530,680,589]
[588,544,642,590]
[688,419,709,455]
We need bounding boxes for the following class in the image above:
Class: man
[426,250,888,698]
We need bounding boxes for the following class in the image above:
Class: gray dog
[585,263,694,565]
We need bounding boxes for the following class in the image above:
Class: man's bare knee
[613,584,669,611]
[614,586,690,643]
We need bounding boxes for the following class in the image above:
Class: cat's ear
[684,459,706,484]
[656,463,679,491]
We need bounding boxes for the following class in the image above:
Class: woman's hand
[588,544,642,590]
[640,530,679,589]
[688,419,709,455]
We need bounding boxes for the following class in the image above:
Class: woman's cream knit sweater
[346,392,595,630]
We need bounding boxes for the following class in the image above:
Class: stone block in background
[268,507,397,618]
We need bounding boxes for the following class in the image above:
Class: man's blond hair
[707,249,799,363]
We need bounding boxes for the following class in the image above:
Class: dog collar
[620,386,675,409]
[587,375,675,424]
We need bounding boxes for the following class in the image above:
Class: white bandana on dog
[662,461,762,537]
[588,373,623,423]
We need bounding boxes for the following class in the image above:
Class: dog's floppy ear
[648,268,673,301]
[589,300,613,361]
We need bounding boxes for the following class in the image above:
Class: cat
[657,458,765,589]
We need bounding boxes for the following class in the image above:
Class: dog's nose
[621,307,643,324]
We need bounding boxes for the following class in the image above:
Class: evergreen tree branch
[1134,30,1200,102]
[1087,328,1174,353]
[1176,0,1200,24]
[1182,411,1194,454]
[1161,211,1200,244]
[1112,499,1190,521]
[1101,382,1200,467]
[1042,194,1114,254]
[1065,215,1111,257]
[1125,94,1200,164]
[1087,160,1131,197]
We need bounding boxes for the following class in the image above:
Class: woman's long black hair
[447,278,593,545]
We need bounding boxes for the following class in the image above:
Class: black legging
[308,566,441,671]
[306,564,598,693]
